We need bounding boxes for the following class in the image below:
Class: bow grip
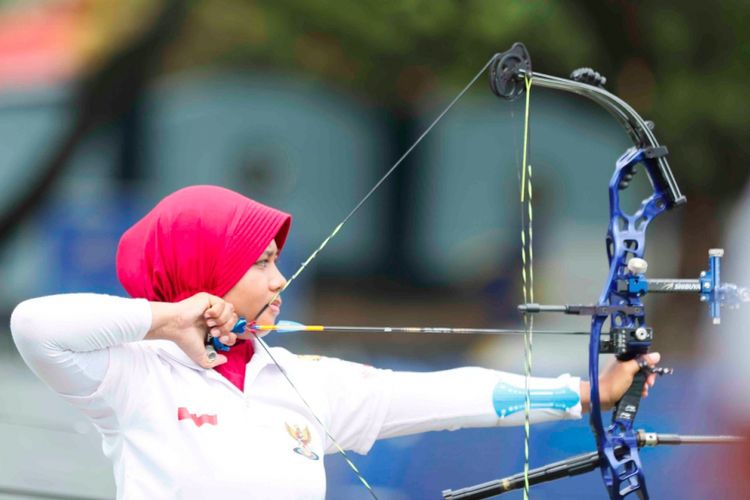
[613,369,647,426]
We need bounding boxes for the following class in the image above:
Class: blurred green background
[0,0,747,498]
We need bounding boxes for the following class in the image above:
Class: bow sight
[443,42,748,500]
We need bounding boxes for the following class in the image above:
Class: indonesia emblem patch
[285,422,320,460]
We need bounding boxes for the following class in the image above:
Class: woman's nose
[271,265,287,291]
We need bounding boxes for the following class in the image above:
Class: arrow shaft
[253,324,589,336]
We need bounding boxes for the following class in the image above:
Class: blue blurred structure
[40,192,136,295]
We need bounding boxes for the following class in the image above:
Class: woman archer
[10,185,660,499]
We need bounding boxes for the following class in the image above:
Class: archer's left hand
[581,353,661,412]
[600,353,661,410]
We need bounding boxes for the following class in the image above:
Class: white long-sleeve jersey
[10,294,581,499]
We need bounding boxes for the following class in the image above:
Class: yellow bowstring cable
[519,75,534,500]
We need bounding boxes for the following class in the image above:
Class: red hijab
[116,185,291,390]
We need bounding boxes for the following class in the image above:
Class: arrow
[245,319,590,336]
[207,319,590,359]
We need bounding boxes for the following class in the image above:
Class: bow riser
[591,148,673,499]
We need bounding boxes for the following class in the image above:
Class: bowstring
[519,75,534,500]
[263,57,496,310]
[248,57,496,499]
[251,334,377,497]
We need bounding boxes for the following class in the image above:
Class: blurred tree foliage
[80,0,750,200]
[169,0,594,102]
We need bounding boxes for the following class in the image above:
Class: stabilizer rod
[442,432,743,500]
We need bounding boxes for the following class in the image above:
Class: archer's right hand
[147,292,240,368]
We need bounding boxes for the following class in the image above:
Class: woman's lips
[268,300,282,315]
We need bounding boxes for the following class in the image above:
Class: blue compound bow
[443,42,747,500]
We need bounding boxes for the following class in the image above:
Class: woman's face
[223,240,286,333]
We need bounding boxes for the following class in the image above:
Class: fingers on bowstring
[204,299,239,346]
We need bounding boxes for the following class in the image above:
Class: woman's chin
[257,312,279,327]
